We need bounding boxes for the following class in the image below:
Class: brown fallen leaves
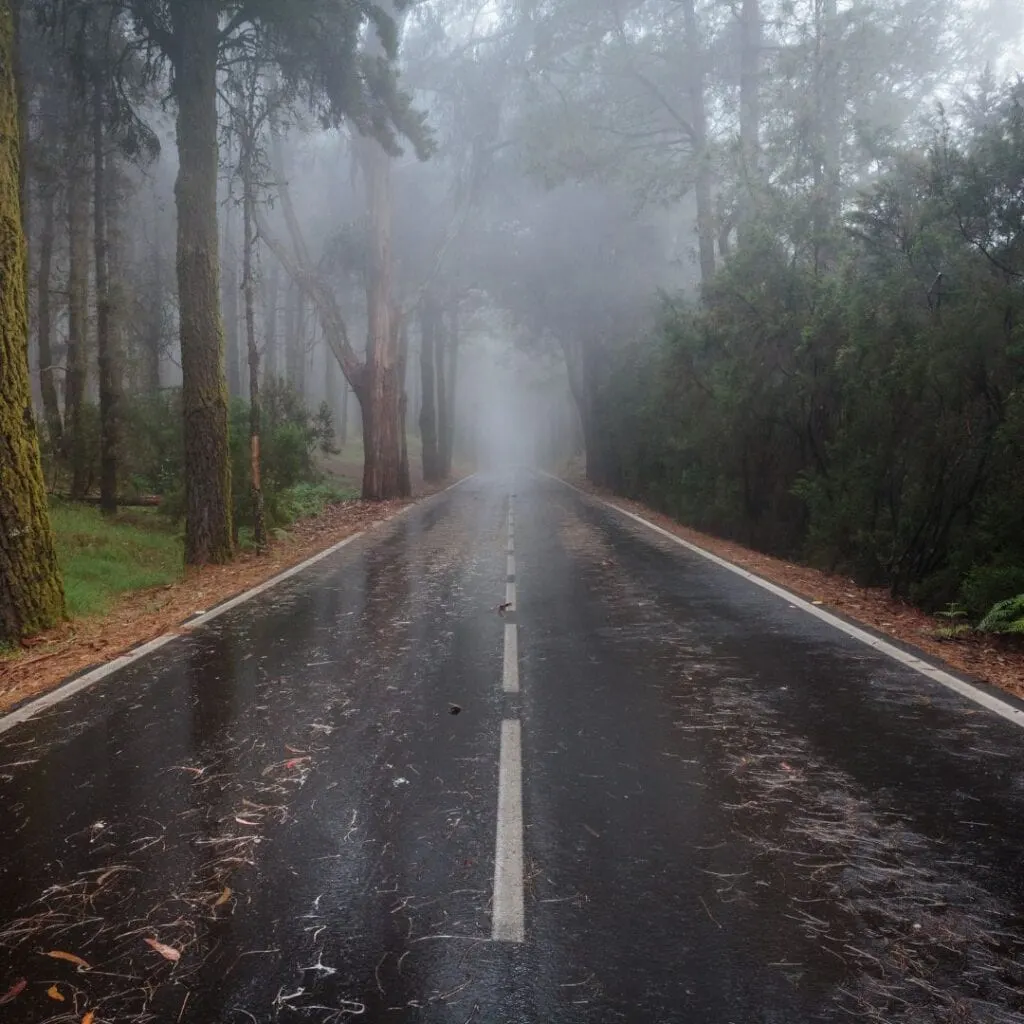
[570,476,1024,700]
[45,950,91,971]
[144,937,181,962]
[0,978,27,1004]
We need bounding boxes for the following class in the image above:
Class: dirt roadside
[567,477,1024,700]
[0,486,456,715]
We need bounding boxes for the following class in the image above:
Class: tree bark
[418,295,440,482]
[682,0,716,287]
[36,177,62,449]
[172,0,233,565]
[737,0,761,247]
[397,317,411,497]
[222,200,242,398]
[435,304,448,480]
[94,71,118,516]
[65,128,90,500]
[286,279,306,398]
[360,131,402,499]
[442,298,459,474]
[0,1,66,642]
[143,193,163,393]
[263,258,279,381]
[814,0,841,271]
[241,141,266,553]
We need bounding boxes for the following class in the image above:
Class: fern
[978,594,1024,635]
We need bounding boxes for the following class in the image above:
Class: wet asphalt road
[2,473,1024,1023]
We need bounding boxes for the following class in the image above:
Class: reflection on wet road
[2,473,1024,1022]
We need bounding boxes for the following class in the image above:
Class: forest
[1,0,1022,646]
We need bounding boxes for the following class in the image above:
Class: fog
[18,0,1024,512]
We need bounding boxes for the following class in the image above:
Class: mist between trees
[1,0,1023,643]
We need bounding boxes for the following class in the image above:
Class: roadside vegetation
[585,81,1024,639]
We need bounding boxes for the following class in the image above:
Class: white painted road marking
[0,475,478,737]
[505,580,516,611]
[547,474,1024,730]
[507,554,516,577]
[492,719,525,942]
[503,624,519,694]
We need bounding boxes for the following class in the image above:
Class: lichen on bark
[0,0,65,642]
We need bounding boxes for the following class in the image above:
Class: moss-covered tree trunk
[171,0,232,565]
[0,1,65,642]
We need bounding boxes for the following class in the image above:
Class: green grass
[51,502,183,618]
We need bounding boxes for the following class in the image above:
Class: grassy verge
[51,502,183,618]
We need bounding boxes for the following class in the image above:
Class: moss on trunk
[0,1,65,642]
[172,0,233,565]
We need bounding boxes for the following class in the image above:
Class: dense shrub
[592,82,1024,613]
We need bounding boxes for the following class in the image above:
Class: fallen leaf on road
[82,1012,95,1024]
[235,817,259,826]
[284,757,310,770]
[0,979,27,1005]
[214,887,232,907]
[144,938,181,962]
[45,951,91,970]
[780,761,795,772]
[47,985,65,1001]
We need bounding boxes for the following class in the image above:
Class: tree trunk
[737,0,761,248]
[36,178,62,448]
[442,299,459,474]
[94,71,118,516]
[0,1,65,642]
[143,194,163,393]
[397,318,411,498]
[682,0,715,287]
[339,376,349,447]
[814,0,841,272]
[263,258,279,382]
[360,132,402,500]
[418,296,440,482]
[242,147,266,553]
[286,280,306,399]
[66,132,90,500]
[435,305,448,480]
[172,0,233,565]
[222,199,242,398]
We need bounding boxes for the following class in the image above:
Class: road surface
[2,473,1024,1023]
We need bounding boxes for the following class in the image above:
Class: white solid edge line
[0,474,478,737]
[544,473,1024,730]
[492,719,525,942]
[503,623,519,694]
[505,580,516,611]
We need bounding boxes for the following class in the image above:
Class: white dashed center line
[493,494,525,943]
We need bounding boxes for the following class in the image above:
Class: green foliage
[51,502,181,618]
[978,596,1024,636]
[592,79,1024,612]
[282,482,356,521]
